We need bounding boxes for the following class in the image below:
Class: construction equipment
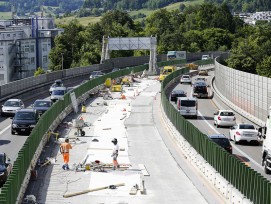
[121,76,132,87]
[185,63,198,70]
[159,66,177,81]
[63,183,125,198]
[73,119,86,136]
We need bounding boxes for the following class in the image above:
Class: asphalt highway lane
[0,75,89,164]
[169,71,271,181]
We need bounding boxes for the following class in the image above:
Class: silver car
[1,99,24,116]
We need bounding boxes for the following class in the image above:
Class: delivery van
[177,97,198,119]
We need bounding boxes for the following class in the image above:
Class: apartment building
[0,17,63,85]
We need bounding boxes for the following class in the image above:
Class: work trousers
[62,153,70,164]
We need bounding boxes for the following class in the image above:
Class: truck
[167,51,186,61]
[260,107,271,174]
[159,66,177,82]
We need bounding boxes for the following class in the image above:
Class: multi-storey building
[0,17,63,85]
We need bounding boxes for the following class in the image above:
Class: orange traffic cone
[122,108,126,111]
[121,94,126,100]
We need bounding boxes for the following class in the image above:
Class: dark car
[11,109,39,135]
[170,90,187,103]
[33,99,52,116]
[208,134,232,154]
[0,153,12,187]
[192,81,208,98]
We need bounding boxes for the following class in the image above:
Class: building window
[25,45,29,53]
[13,33,16,38]
[25,58,30,65]
[30,57,35,64]
[0,48,3,55]
[42,44,47,52]
[30,45,34,52]
[43,56,48,63]
[7,34,10,37]
[0,74,4,80]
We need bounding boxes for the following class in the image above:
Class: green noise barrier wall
[161,68,271,204]
[0,60,185,204]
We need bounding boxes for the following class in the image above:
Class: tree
[256,56,271,77]
[34,67,46,76]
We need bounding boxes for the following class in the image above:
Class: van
[50,87,67,102]
[177,97,198,119]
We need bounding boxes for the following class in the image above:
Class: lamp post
[61,53,64,70]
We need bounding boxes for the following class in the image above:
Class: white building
[0,17,63,85]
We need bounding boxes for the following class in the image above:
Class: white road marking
[197,111,263,169]
[0,124,11,135]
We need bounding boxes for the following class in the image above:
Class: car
[208,134,232,154]
[195,77,206,82]
[89,71,105,79]
[180,75,192,84]
[1,99,25,116]
[112,68,120,72]
[50,87,67,102]
[33,99,53,116]
[0,153,12,187]
[49,79,64,95]
[202,55,210,60]
[11,108,39,135]
[192,81,208,98]
[214,110,236,128]
[198,70,208,76]
[177,97,198,119]
[170,90,187,103]
[229,123,259,144]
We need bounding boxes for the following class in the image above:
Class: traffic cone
[122,108,126,111]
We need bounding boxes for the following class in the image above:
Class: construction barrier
[161,68,271,204]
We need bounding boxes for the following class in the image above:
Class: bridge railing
[161,68,271,204]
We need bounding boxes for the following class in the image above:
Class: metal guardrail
[161,68,271,204]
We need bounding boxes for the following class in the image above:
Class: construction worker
[60,138,72,170]
[111,138,120,170]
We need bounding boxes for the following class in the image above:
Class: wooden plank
[138,164,150,176]
[63,183,125,198]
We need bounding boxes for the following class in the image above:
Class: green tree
[34,67,45,76]
[256,56,271,77]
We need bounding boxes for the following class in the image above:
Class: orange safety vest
[60,142,72,153]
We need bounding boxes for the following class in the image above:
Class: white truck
[259,107,271,174]
[167,51,186,61]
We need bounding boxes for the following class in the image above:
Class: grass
[55,15,101,26]
[0,0,204,24]
[0,12,12,19]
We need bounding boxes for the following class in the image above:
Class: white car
[49,79,64,95]
[229,123,259,144]
[89,71,105,79]
[214,110,236,128]
[50,87,67,102]
[202,55,210,60]
[1,99,24,116]
[180,75,192,84]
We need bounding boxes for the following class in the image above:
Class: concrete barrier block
[230,187,245,204]
[214,173,229,197]
[204,164,216,185]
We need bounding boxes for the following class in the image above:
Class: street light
[61,53,64,70]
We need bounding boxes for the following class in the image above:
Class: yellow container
[85,164,91,170]
[104,78,111,88]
